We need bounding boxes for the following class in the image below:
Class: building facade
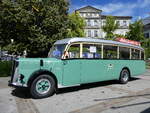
[143,16,150,38]
[75,6,132,38]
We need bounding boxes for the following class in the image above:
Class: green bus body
[9,38,145,91]
[17,58,145,87]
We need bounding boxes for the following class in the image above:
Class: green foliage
[125,20,150,59]
[67,12,86,37]
[102,16,118,39]
[0,61,12,77]
[0,0,69,57]
[142,39,150,59]
[126,20,144,41]
[145,47,150,59]
[114,34,127,39]
[146,61,150,69]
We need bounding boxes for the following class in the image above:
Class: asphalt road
[0,70,150,113]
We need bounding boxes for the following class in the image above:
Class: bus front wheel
[30,74,55,99]
[119,69,129,84]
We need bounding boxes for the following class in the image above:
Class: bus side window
[82,44,101,59]
[103,45,117,59]
[131,49,140,60]
[68,44,80,58]
[119,47,130,60]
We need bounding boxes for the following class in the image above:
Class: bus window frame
[130,47,142,60]
[118,46,130,60]
[81,42,102,59]
[63,43,81,59]
[62,42,145,60]
[103,44,118,59]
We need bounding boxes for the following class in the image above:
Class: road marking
[15,97,40,113]
[70,88,150,113]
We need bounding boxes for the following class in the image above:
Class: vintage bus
[9,38,145,98]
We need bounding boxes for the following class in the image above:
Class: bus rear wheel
[119,69,129,84]
[30,74,55,99]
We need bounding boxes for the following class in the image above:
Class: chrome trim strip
[58,84,80,88]
[11,82,27,87]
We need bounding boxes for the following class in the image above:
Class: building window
[89,13,92,17]
[86,13,91,17]
[116,21,120,26]
[88,30,91,37]
[94,13,98,17]
[94,30,98,37]
[80,13,83,17]
[87,19,91,26]
[94,20,98,26]
[86,13,88,17]
[123,21,127,26]
[144,33,150,38]
[103,20,106,26]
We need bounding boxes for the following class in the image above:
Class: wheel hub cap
[36,79,51,94]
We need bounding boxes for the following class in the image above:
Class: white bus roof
[54,37,144,51]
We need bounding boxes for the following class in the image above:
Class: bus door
[62,44,81,86]
[80,44,106,83]
[102,45,118,79]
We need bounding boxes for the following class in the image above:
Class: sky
[69,0,150,21]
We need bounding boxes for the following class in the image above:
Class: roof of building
[142,16,150,25]
[54,38,144,50]
[75,5,102,12]
[75,5,132,19]
[101,15,132,19]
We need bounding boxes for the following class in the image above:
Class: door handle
[108,64,113,68]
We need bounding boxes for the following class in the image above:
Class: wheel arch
[27,69,58,90]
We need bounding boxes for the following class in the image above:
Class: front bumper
[8,80,27,88]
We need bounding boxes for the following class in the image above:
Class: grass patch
[0,61,12,77]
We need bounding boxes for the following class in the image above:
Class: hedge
[0,61,12,77]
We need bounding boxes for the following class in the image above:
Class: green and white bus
[9,38,145,98]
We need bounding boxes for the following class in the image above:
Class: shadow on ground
[11,88,31,99]
[11,77,139,99]
[141,107,150,113]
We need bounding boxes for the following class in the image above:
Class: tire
[30,74,55,99]
[119,69,130,84]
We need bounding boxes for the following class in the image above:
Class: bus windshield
[48,44,66,59]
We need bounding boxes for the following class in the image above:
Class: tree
[0,0,69,57]
[142,38,150,59]
[102,16,118,39]
[67,12,86,37]
[126,20,144,41]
